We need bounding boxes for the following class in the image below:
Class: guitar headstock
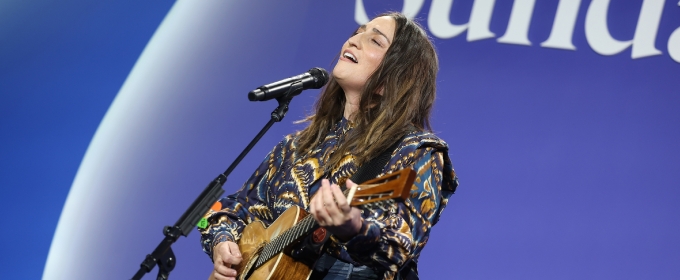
[347,168,416,206]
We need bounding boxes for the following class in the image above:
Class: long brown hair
[297,12,439,170]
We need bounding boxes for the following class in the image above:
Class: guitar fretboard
[254,212,317,268]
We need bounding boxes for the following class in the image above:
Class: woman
[200,12,458,280]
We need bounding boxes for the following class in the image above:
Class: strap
[349,135,405,184]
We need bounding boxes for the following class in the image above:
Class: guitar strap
[348,134,404,184]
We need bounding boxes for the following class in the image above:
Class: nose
[347,33,361,49]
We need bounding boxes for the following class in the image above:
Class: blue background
[1,0,679,279]
[0,1,175,279]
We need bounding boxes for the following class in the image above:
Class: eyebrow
[359,24,391,44]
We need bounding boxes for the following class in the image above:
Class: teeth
[343,52,357,63]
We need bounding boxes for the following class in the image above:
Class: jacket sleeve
[198,138,288,260]
[340,141,456,275]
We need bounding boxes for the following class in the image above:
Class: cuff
[340,219,381,257]
[208,230,236,261]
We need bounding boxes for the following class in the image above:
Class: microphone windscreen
[309,67,329,89]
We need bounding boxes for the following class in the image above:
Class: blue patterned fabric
[199,118,458,279]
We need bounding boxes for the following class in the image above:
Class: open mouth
[343,52,358,63]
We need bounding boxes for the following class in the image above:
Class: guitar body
[236,205,313,280]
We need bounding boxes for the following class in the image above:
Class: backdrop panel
[6,0,676,279]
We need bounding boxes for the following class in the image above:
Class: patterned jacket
[199,118,458,279]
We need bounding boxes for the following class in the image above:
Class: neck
[343,90,360,121]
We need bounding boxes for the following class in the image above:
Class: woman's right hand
[209,241,242,280]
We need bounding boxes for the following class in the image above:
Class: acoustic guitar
[233,168,416,280]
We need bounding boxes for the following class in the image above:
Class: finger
[210,269,232,280]
[324,184,347,225]
[327,184,349,223]
[222,243,242,266]
[309,191,317,217]
[317,186,333,226]
[309,184,323,213]
[227,242,242,259]
[214,265,238,279]
[321,182,337,209]
[330,183,350,213]
[316,181,334,225]
[311,183,325,218]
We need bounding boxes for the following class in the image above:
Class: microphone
[248,68,329,101]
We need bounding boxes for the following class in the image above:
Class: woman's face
[333,16,396,95]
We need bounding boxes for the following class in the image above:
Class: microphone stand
[132,84,303,280]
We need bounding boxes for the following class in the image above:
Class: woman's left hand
[310,179,363,241]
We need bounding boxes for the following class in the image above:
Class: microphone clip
[271,81,303,122]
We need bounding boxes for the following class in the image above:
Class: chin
[331,69,348,84]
